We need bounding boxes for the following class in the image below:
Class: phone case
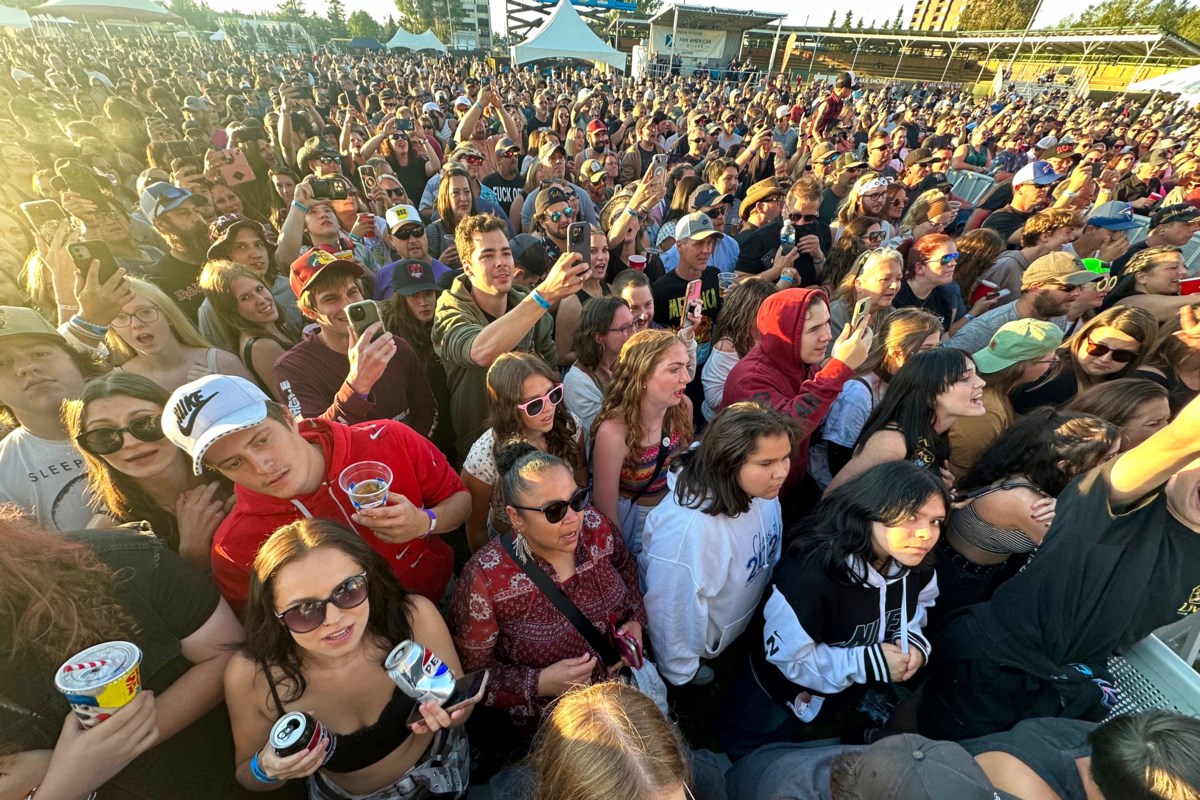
[611,624,644,669]
[219,148,256,187]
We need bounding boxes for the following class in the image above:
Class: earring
[514,531,532,564]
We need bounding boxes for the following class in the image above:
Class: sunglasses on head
[511,486,590,524]
[547,207,576,222]
[516,383,564,416]
[77,414,164,456]
[1084,336,1139,362]
[276,573,369,634]
[789,212,818,223]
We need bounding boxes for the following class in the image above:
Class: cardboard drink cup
[339,461,393,509]
[55,641,143,728]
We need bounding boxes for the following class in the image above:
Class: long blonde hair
[533,682,690,800]
[105,278,211,360]
[591,329,693,464]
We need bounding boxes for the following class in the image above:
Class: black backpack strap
[501,533,621,666]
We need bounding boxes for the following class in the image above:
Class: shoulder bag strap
[501,533,622,666]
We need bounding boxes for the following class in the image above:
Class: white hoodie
[639,471,783,685]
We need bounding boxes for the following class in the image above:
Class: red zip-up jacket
[210,418,465,614]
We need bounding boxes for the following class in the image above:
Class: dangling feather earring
[514,531,532,564]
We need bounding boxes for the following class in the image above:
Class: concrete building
[908,0,967,31]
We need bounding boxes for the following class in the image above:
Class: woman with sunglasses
[450,443,646,745]
[826,348,988,493]
[819,216,885,291]
[226,518,473,798]
[565,297,637,443]
[1011,306,1158,413]
[65,373,232,572]
[462,353,587,553]
[827,248,907,353]
[591,329,695,558]
[0,508,253,799]
[107,278,256,393]
[377,119,441,205]
[880,182,908,230]
[425,167,475,268]
[639,403,794,688]
[893,234,995,335]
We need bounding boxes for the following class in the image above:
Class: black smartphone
[20,200,66,237]
[346,299,384,341]
[396,118,414,132]
[568,221,592,267]
[68,240,120,285]
[405,671,488,726]
[165,139,194,160]
[1090,162,1104,179]
[310,178,349,201]
[482,76,491,87]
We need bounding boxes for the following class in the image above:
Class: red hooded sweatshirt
[721,287,855,491]
[210,418,464,614]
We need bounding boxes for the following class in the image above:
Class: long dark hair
[382,290,438,363]
[671,403,796,517]
[958,408,1118,497]
[241,519,414,703]
[853,348,973,467]
[788,461,948,585]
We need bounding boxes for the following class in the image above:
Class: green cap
[972,319,1063,374]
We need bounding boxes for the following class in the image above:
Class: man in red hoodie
[721,286,872,518]
[162,374,470,614]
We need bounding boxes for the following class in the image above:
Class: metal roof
[647,3,783,33]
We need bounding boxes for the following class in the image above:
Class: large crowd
[4,30,1200,800]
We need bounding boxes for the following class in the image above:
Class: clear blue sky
[199,0,1101,36]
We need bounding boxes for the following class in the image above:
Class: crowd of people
[5,31,1200,799]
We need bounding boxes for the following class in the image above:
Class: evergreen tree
[326,0,349,37]
[842,9,853,28]
[828,10,838,26]
[893,6,905,28]
[347,9,384,39]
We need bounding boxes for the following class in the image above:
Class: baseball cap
[493,136,519,155]
[675,211,724,242]
[453,95,472,108]
[182,95,212,113]
[163,375,270,476]
[854,733,1020,800]
[973,319,1064,374]
[384,204,424,234]
[1151,203,1200,227]
[1013,161,1063,187]
[586,118,608,136]
[904,148,936,167]
[1087,201,1142,231]
[834,71,860,90]
[690,184,733,210]
[837,153,867,170]
[535,186,571,215]
[1147,149,1172,166]
[206,214,270,261]
[510,234,548,277]
[579,159,607,184]
[1038,141,1082,161]
[288,244,364,298]
[812,141,840,165]
[1022,251,1101,289]
[449,143,483,162]
[422,101,440,113]
[140,182,192,223]
[0,305,65,343]
[775,104,791,119]
[390,259,441,297]
[538,141,567,163]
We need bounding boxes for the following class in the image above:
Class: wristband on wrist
[530,289,551,310]
[292,200,309,213]
[70,315,109,336]
[963,313,975,321]
[779,274,795,284]
[250,752,280,784]
[422,507,437,537]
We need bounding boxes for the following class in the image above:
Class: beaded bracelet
[70,315,109,336]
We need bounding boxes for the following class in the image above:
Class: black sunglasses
[392,226,424,240]
[1084,337,1140,363]
[703,206,727,219]
[788,212,818,223]
[276,573,369,633]
[77,414,164,456]
[511,486,590,524]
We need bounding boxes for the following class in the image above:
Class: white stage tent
[510,0,626,72]
[1129,63,1200,103]
[0,5,31,28]
[30,0,183,22]
[386,26,447,53]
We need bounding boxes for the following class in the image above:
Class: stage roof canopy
[648,3,783,34]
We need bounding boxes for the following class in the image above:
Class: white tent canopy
[0,4,30,27]
[386,26,447,53]
[510,0,626,72]
[1129,63,1200,103]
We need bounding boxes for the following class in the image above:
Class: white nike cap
[163,374,270,475]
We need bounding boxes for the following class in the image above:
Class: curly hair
[241,519,414,703]
[591,329,694,467]
[710,279,776,358]
[0,505,138,664]
[821,216,881,290]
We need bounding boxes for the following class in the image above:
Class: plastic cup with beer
[718,271,736,298]
[339,461,393,509]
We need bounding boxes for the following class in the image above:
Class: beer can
[270,711,336,765]
[384,640,455,705]
[55,641,143,728]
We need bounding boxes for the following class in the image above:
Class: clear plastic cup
[338,461,392,509]
[718,272,736,298]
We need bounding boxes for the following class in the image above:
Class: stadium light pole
[1005,0,1047,75]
